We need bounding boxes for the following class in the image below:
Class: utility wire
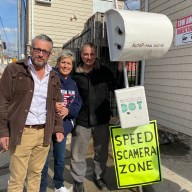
[0,16,9,42]
[124,1,131,10]
[124,0,140,10]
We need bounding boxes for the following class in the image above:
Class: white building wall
[27,0,93,48]
[141,0,192,136]
[27,0,124,48]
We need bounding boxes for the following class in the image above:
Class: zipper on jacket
[87,73,91,126]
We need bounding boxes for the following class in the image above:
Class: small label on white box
[115,86,149,128]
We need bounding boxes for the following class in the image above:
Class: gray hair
[31,34,53,50]
[56,49,75,66]
[81,42,96,52]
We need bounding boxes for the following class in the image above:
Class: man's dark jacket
[72,60,122,127]
[0,59,63,146]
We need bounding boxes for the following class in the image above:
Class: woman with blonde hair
[40,49,82,192]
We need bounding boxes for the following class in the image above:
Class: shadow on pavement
[147,178,190,192]
[160,140,190,156]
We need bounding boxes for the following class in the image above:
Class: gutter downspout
[17,0,21,60]
[27,0,34,56]
[140,0,148,86]
[31,0,34,42]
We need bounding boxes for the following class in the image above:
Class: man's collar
[27,56,52,72]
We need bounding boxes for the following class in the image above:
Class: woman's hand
[56,102,69,119]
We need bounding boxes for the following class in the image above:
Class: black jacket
[72,61,122,127]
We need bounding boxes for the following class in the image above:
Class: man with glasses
[0,34,64,192]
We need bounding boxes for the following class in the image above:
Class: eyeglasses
[32,47,51,56]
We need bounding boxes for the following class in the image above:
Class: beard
[34,60,45,67]
[31,56,47,68]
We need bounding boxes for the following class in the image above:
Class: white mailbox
[115,86,149,128]
[104,9,173,61]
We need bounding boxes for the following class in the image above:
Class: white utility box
[115,86,149,128]
[104,9,173,61]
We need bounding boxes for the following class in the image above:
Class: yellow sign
[109,120,162,188]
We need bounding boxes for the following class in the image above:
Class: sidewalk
[145,124,192,192]
[46,139,139,192]
[0,124,192,192]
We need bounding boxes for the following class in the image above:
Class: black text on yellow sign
[109,120,162,188]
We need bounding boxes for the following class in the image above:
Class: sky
[0,0,17,56]
[124,0,140,10]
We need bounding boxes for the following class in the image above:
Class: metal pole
[141,0,149,86]
[138,1,146,191]
[114,0,118,9]
[0,32,3,63]
[17,0,21,60]
[32,0,34,39]
[138,1,147,191]
[113,1,142,192]
[139,186,143,192]
[140,60,145,86]
[113,0,129,88]
[123,62,129,88]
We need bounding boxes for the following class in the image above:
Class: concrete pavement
[0,139,139,192]
[0,124,192,192]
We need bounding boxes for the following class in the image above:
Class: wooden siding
[27,0,123,48]
[141,0,192,136]
[28,0,93,48]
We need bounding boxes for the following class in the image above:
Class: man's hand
[55,132,64,143]
[56,102,63,112]
[0,137,9,150]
